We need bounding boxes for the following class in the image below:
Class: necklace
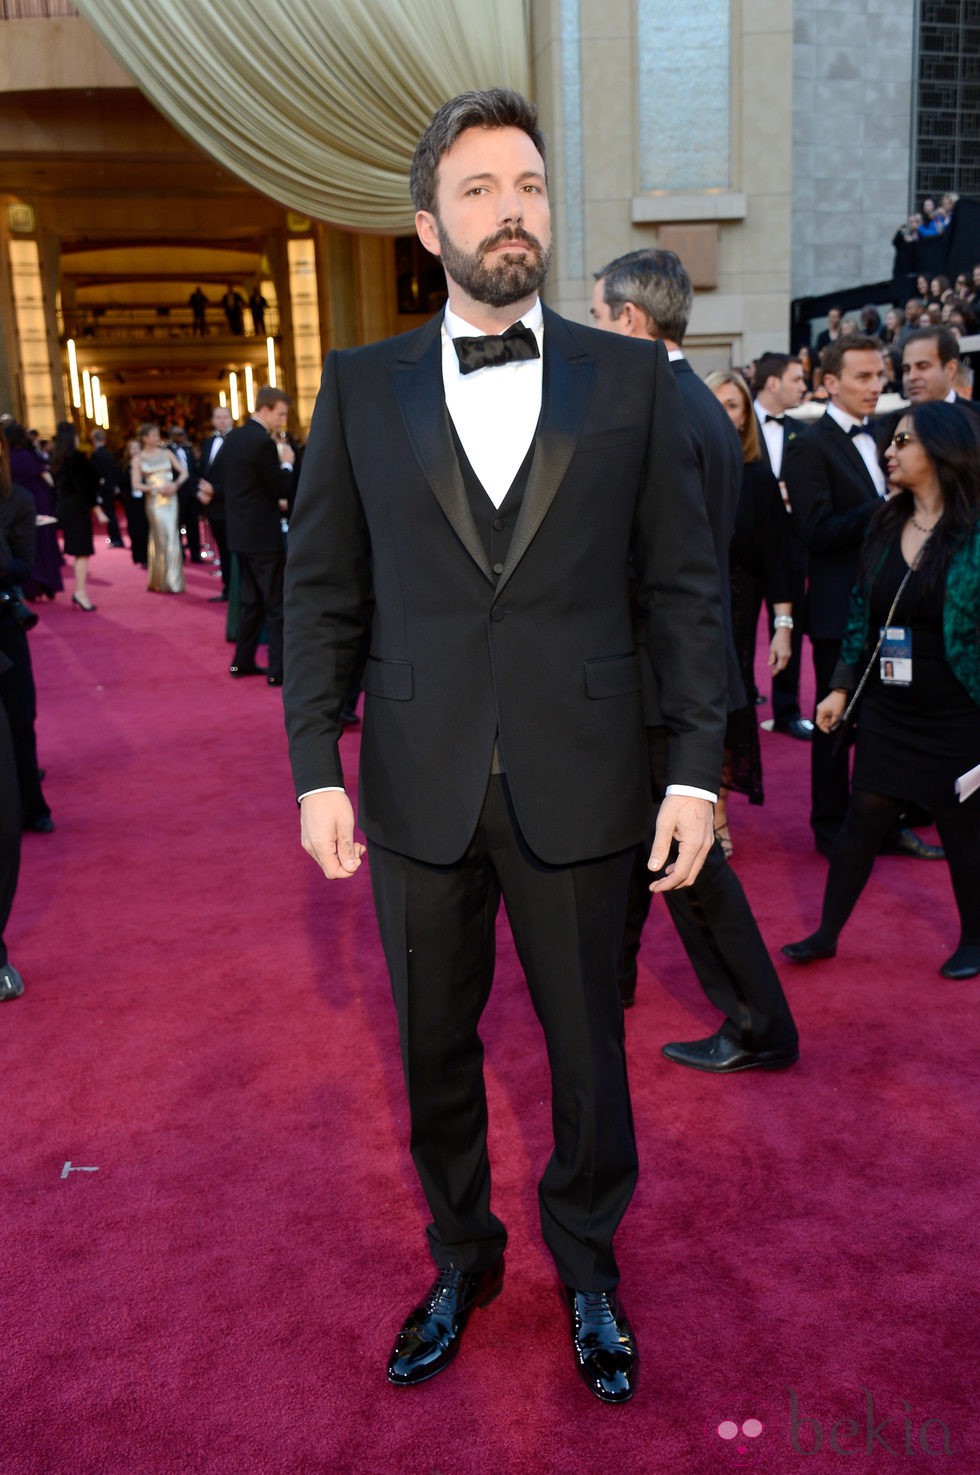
[910,511,940,534]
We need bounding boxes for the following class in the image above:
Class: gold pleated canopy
[73,0,531,232]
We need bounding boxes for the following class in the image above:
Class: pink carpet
[2,542,976,1473]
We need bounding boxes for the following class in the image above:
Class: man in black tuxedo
[783,335,886,855]
[752,353,812,739]
[90,430,125,548]
[167,427,202,564]
[590,249,798,1075]
[283,90,726,1403]
[901,325,980,416]
[0,532,24,1001]
[196,405,234,600]
[223,387,293,684]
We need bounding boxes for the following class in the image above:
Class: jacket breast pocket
[584,653,642,699]
[362,657,414,701]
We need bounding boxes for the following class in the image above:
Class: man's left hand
[648,794,714,892]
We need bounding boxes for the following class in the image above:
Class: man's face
[773,363,807,411]
[902,339,956,403]
[589,279,631,334]
[824,349,885,419]
[828,309,842,331]
[416,125,551,312]
[212,407,232,435]
[267,402,289,434]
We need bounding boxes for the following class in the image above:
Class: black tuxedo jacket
[283,306,726,867]
[782,411,882,640]
[198,434,229,519]
[222,418,291,554]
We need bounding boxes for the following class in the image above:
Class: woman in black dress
[783,401,980,979]
[49,422,105,611]
[706,370,793,856]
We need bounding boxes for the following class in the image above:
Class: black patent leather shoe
[564,1286,638,1403]
[939,946,980,980]
[386,1257,504,1387]
[228,663,267,678]
[781,935,837,964]
[267,674,283,687]
[773,717,815,741]
[662,1028,799,1073]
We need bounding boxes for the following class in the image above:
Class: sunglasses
[890,432,917,448]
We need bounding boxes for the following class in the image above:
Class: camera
[0,589,39,632]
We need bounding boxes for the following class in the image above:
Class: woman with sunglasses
[783,401,980,979]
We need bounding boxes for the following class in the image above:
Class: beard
[436,222,552,308]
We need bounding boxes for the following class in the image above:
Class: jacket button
[490,606,506,621]
[493,518,505,531]
[492,561,504,575]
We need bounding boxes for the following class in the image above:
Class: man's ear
[416,210,441,258]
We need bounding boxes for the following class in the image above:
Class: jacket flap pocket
[362,657,414,701]
[584,653,642,699]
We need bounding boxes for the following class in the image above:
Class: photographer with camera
[0,426,53,836]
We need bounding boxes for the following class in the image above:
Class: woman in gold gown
[130,424,188,593]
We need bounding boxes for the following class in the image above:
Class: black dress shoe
[661,1028,799,1073]
[339,707,360,726]
[563,1286,637,1404]
[939,946,980,980]
[879,827,945,861]
[267,674,283,687]
[773,717,815,740]
[387,1258,504,1386]
[228,663,267,678]
[781,935,837,964]
[24,815,55,834]
[208,594,229,603]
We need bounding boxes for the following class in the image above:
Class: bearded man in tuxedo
[283,89,726,1404]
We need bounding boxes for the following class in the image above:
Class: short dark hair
[410,89,546,214]
[255,386,290,411]
[753,352,801,394]
[820,334,883,379]
[594,248,693,344]
[901,326,960,366]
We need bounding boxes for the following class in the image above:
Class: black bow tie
[453,322,539,375]
[848,423,874,439]
[765,414,786,425]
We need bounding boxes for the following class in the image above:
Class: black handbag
[829,560,916,758]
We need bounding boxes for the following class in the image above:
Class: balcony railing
[64,308,281,343]
[0,1,79,17]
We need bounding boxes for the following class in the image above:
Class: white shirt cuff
[665,783,718,803]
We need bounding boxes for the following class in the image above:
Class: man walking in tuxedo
[90,429,125,548]
[782,335,886,855]
[752,352,811,739]
[283,90,726,1403]
[223,387,293,684]
[590,249,798,1075]
[196,404,234,600]
[167,426,202,565]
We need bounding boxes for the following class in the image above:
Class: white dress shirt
[442,301,543,506]
[754,400,786,478]
[826,403,887,496]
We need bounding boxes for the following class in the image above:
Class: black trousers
[126,494,149,566]
[809,636,852,847]
[0,698,21,968]
[0,620,49,827]
[205,514,231,594]
[233,549,284,678]
[368,774,638,1291]
[178,484,202,561]
[621,727,798,1051]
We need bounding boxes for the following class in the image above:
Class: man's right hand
[300,791,365,879]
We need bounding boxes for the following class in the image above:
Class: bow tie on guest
[848,422,875,440]
[453,322,540,375]
[765,414,786,425]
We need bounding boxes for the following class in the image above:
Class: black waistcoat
[451,426,535,579]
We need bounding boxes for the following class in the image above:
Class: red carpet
[2,545,976,1473]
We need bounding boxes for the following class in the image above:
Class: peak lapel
[389,317,493,581]
[495,309,595,596]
